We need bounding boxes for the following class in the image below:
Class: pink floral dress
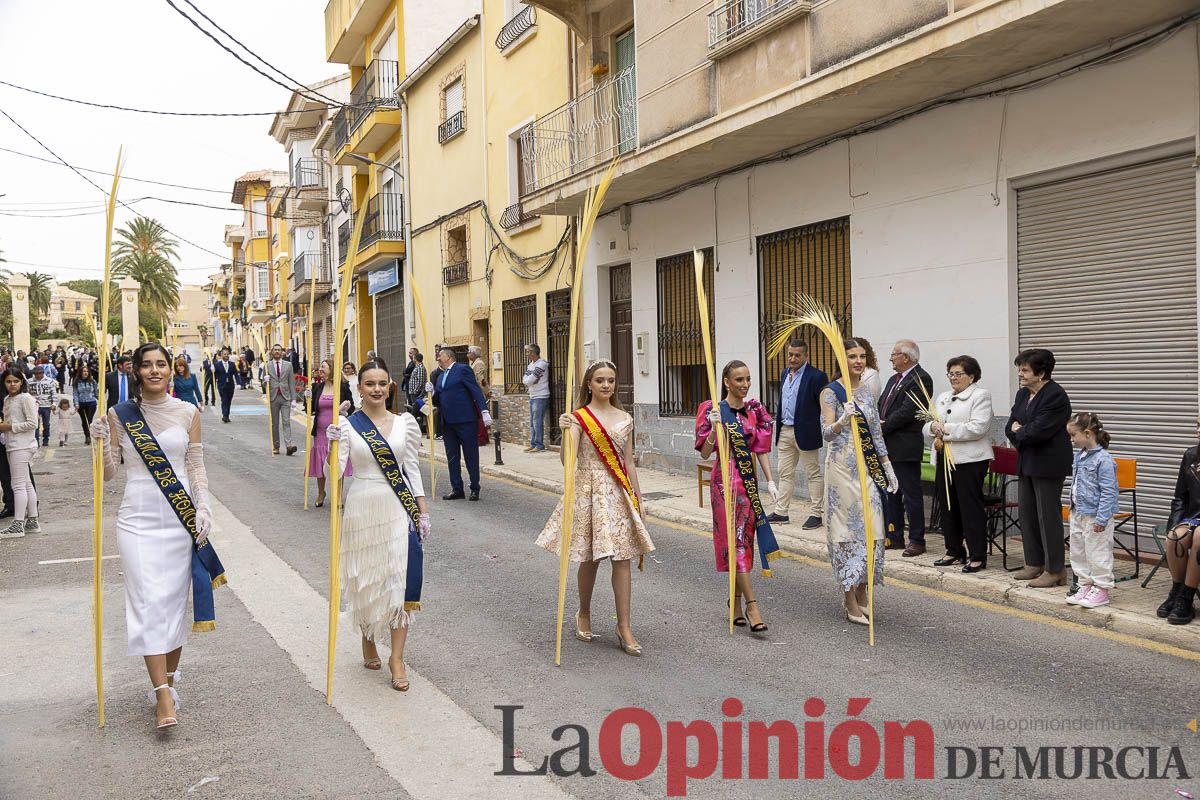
[695,398,774,574]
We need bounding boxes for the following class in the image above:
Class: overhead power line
[0,105,229,260]
[3,258,223,274]
[0,145,230,194]
[161,0,336,107]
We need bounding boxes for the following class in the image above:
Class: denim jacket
[1070,446,1119,527]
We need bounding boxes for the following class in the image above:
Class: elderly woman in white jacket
[924,355,994,574]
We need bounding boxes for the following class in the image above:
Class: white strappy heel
[147,670,181,708]
[153,685,178,730]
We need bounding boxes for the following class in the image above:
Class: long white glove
[481,410,493,428]
[424,382,434,395]
[90,417,110,440]
[339,400,351,416]
[884,461,899,495]
[195,506,213,546]
[303,387,312,399]
[326,424,343,441]
[836,404,857,429]
[559,412,575,431]
[767,481,779,504]
[185,442,214,546]
[418,513,432,543]
[707,408,722,426]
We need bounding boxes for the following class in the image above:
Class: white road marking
[38,555,120,565]
[208,496,574,800]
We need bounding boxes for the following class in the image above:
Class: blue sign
[367,261,399,296]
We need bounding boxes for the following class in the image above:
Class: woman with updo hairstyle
[537,360,654,656]
[925,355,994,573]
[327,359,430,690]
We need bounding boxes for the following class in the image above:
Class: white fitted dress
[112,397,198,656]
[336,412,426,641]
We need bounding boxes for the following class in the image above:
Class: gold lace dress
[536,413,655,562]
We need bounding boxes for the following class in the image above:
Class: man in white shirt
[522,344,550,453]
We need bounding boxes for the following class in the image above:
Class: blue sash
[828,382,889,500]
[112,400,225,632]
[346,411,423,610]
[718,401,781,575]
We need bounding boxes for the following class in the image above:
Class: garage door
[374,284,406,376]
[1017,154,1197,527]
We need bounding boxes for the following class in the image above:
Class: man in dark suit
[213,347,237,423]
[428,344,446,440]
[201,354,216,406]
[879,339,934,557]
[104,355,134,410]
[430,347,491,501]
[768,340,828,529]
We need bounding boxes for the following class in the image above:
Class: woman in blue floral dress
[820,339,898,625]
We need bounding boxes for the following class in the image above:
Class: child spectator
[55,397,74,447]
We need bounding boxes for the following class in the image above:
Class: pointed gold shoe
[574,611,597,642]
[615,626,643,657]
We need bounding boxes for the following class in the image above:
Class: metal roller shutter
[1017,154,1198,528]
[373,285,406,376]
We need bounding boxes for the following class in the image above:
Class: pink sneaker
[1066,585,1093,605]
[1078,587,1110,608]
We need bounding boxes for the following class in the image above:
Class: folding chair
[984,446,1020,571]
[1140,523,1169,588]
[1111,457,1141,582]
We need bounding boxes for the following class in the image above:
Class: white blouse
[2,393,39,451]
[922,383,994,464]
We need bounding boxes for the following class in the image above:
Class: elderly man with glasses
[878,339,934,557]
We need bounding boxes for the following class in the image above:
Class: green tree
[113,216,179,265]
[24,271,52,320]
[62,279,102,300]
[112,251,180,322]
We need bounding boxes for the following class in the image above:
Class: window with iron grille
[757,217,851,415]
[502,294,537,393]
[657,249,714,417]
[545,288,571,444]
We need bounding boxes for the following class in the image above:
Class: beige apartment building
[518,0,1200,524]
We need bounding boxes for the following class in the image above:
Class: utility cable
[0,145,230,193]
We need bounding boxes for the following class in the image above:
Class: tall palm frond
[24,271,53,318]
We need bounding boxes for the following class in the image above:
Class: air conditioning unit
[250,299,267,311]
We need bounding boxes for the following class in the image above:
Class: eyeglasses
[946,371,968,379]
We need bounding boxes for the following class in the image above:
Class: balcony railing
[708,0,809,49]
[350,59,400,134]
[292,250,331,290]
[337,220,351,265]
[500,202,538,231]
[361,192,404,249]
[438,111,465,144]
[496,4,535,51]
[293,158,325,189]
[443,261,469,286]
[333,107,350,152]
[521,65,636,195]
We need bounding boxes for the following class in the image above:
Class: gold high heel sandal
[615,626,643,657]
[574,611,598,642]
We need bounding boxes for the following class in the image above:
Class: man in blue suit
[213,347,237,423]
[430,347,492,500]
[768,340,828,529]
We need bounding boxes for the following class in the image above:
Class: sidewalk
[422,440,1200,656]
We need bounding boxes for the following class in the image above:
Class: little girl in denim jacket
[1065,412,1119,608]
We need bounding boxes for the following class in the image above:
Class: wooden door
[609,264,634,409]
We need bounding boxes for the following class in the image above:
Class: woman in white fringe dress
[329,360,431,692]
[93,343,214,731]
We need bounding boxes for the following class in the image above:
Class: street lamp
[346,153,403,187]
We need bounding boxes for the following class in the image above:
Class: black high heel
[962,561,987,574]
[728,596,747,627]
[933,555,966,567]
[746,600,768,633]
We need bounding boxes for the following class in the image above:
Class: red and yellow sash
[575,406,641,516]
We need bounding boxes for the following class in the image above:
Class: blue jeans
[38,407,51,445]
[529,397,549,449]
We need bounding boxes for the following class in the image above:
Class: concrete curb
[434,451,1200,657]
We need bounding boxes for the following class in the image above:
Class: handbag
[476,406,489,446]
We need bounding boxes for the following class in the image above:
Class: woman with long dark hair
[326,360,430,690]
[537,360,654,655]
[73,364,99,446]
[90,343,216,731]
[1159,420,1200,625]
[0,367,39,538]
[820,339,898,625]
[695,360,778,633]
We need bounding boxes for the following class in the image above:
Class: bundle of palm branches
[908,381,955,506]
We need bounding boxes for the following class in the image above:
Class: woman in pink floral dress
[695,360,779,632]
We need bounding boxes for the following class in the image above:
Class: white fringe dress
[336,412,425,641]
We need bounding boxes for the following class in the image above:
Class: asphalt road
[3,388,1199,799]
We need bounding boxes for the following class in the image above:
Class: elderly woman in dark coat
[1004,348,1072,588]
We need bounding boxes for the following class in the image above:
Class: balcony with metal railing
[332,107,350,153]
[292,249,332,290]
[707,0,811,54]
[361,192,403,249]
[496,4,536,51]
[292,158,328,212]
[500,202,539,232]
[442,261,469,286]
[520,65,636,196]
[337,220,352,266]
[349,59,400,133]
[438,111,465,144]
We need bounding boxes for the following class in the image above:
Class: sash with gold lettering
[347,411,423,610]
[829,381,888,497]
[574,406,646,570]
[113,400,225,632]
[719,400,781,576]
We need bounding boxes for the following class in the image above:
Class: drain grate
[640,491,678,501]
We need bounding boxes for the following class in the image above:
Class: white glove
[559,412,575,431]
[339,401,351,415]
[481,410,493,428]
[767,481,779,504]
[424,382,434,395]
[707,408,722,426]
[418,513,431,543]
[884,461,899,495]
[836,404,857,429]
[304,387,312,399]
[90,417,110,441]
[195,506,213,547]
[326,424,343,441]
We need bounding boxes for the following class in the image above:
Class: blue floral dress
[821,383,888,592]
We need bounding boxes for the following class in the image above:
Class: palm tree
[24,271,52,319]
[114,216,179,265]
[112,251,180,321]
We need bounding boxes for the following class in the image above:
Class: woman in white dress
[92,343,214,730]
[328,360,430,691]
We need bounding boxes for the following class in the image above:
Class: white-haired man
[879,339,933,557]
